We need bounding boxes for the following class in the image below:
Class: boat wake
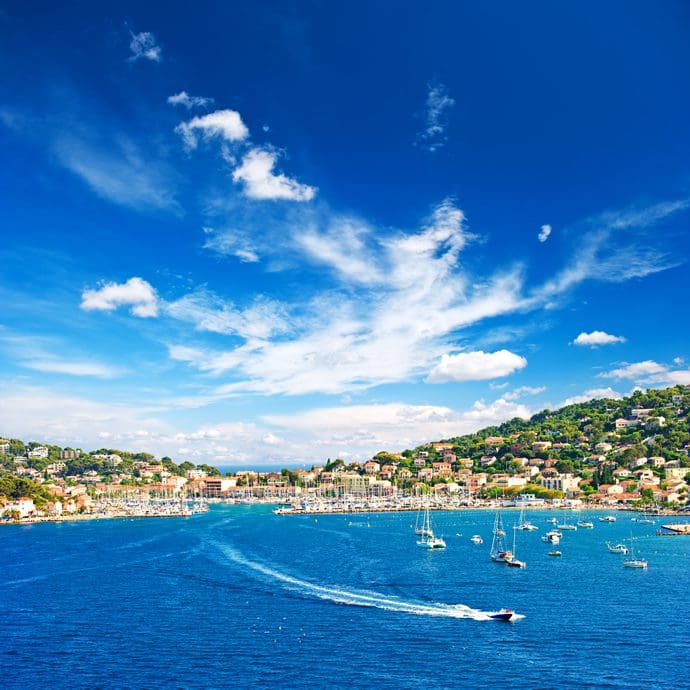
[214,542,511,621]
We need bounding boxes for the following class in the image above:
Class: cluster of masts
[413,506,650,570]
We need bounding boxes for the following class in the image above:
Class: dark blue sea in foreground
[2,506,689,689]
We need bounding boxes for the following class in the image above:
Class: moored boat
[416,507,446,549]
[623,534,648,569]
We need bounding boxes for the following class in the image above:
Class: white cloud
[600,360,690,386]
[167,91,213,109]
[426,350,527,383]
[417,81,455,152]
[129,31,162,62]
[232,148,316,201]
[0,383,170,449]
[560,387,623,407]
[176,109,249,149]
[572,330,626,347]
[169,200,527,396]
[538,224,552,242]
[264,397,531,459]
[602,360,667,380]
[501,385,546,401]
[81,277,159,318]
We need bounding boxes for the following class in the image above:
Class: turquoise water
[2,507,688,688]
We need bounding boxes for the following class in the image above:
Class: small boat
[623,534,648,569]
[542,530,561,544]
[632,509,656,525]
[599,515,616,523]
[606,541,629,555]
[470,534,483,544]
[505,556,526,568]
[548,550,562,557]
[489,608,515,621]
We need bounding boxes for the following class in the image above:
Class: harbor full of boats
[275,496,690,574]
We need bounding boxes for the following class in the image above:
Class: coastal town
[2,385,690,523]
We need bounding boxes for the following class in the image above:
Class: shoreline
[2,498,684,525]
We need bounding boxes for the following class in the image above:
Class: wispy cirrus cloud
[0,331,124,379]
[20,358,122,378]
[128,31,162,62]
[165,199,527,396]
[417,81,455,152]
[572,330,626,347]
[202,227,260,263]
[53,134,179,212]
[165,289,291,340]
[529,197,688,303]
[81,194,688,400]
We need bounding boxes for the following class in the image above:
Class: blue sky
[1,1,690,466]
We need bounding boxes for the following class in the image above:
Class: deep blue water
[2,507,689,689]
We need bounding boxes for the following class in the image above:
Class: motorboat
[542,529,561,544]
[470,534,483,544]
[489,608,515,621]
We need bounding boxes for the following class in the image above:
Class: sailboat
[576,510,594,529]
[490,511,512,562]
[414,505,433,537]
[556,510,577,531]
[623,534,648,569]
[514,507,538,531]
[505,517,526,567]
[416,506,446,549]
[491,511,524,565]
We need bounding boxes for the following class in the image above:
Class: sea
[2,506,689,689]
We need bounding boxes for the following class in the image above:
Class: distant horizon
[2,2,690,465]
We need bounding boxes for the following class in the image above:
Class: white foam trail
[215,543,504,621]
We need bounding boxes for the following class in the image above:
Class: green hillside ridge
[396,385,690,492]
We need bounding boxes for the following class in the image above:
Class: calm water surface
[2,506,688,689]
